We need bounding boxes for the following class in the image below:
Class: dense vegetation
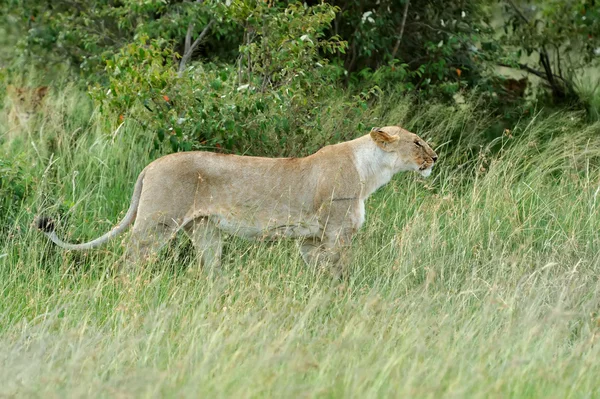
[3,0,600,154]
[1,0,600,396]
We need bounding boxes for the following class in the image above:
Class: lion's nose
[432,155,438,162]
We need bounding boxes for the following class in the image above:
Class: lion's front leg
[299,232,352,279]
[324,230,353,280]
[301,199,362,279]
[299,237,326,267]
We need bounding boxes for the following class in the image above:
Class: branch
[539,49,555,86]
[346,39,358,74]
[554,44,563,78]
[498,61,547,80]
[497,61,571,86]
[184,23,193,55]
[506,0,530,24]
[185,0,203,55]
[178,19,215,76]
[391,0,410,60]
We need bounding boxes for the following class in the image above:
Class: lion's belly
[209,214,321,240]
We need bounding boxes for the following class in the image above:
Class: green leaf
[169,135,179,152]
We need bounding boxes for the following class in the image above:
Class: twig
[237,54,243,86]
[391,0,410,60]
[409,21,452,35]
[247,29,252,84]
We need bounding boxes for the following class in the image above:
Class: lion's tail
[36,169,146,251]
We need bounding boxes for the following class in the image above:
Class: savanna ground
[1,77,599,397]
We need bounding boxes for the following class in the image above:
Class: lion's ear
[36,86,49,98]
[370,127,398,150]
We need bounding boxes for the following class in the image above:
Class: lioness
[6,85,49,130]
[37,126,438,276]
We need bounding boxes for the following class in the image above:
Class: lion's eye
[414,141,422,148]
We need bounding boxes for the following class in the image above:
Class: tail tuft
[36,216,55,233]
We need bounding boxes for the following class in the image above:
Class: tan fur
[39,126,438,277]
[6,85,49,136]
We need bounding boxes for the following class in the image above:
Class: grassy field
[1,83,600,397]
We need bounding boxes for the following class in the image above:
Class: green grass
[1,83,600,398]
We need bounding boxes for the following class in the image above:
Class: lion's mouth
[419,164,433,177]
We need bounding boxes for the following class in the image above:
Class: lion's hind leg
[184,217,223,276]
[121,216,178,274]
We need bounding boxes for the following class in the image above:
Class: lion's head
[7,85,49,126]
[370,126,438,177]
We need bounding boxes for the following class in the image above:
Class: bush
[6,0,600,134]
[91,2,347,156]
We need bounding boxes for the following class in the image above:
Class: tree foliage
[319,0,495,93]
[3,0,600,152]
[4,0,235,74]
[91,2,347,155]
[4,0,494,92]
[499,0,600,102]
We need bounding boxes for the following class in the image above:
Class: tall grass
[1,83,599,397]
